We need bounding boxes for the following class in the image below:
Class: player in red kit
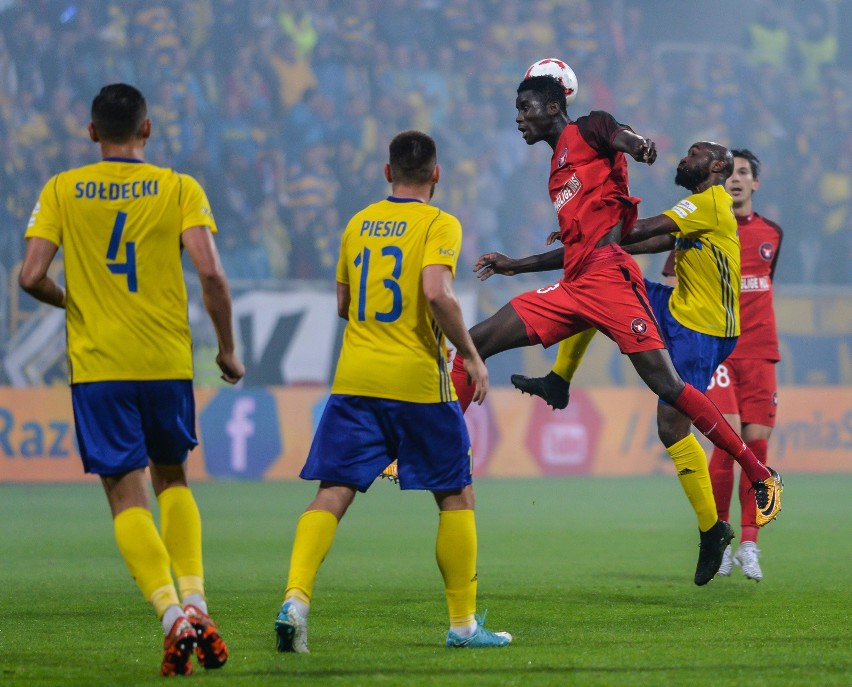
[449,75,782,581]
[698,149,782,581]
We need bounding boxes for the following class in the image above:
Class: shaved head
[675,142,734,192]
[697,141,734,179]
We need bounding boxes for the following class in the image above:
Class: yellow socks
[436,509,477,628]
[158,486,205,604]
[553,329,596,382]
[284,510,339,604]
[113,507,180,618]
[667,434,719,532]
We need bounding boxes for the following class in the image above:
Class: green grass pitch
[1,475,849,686]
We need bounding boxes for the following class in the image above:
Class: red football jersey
[661,211,782,360]
[730,212,782,360]
[550,110,641,280]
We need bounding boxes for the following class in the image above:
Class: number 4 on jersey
[106,211,138,292]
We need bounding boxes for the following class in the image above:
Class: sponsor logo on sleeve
[27,202,41,228]
[671,199,697,218]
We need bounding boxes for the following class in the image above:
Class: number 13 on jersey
[354,246,403,322]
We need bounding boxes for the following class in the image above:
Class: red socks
[672,384,771,483]
[739,438,767,542]
[708,447,735,521]
[703,439,768,543]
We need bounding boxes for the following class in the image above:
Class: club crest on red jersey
[759,242,774,261]
[557,148,568,167]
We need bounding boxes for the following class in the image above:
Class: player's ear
[88,122,99,142]
[432,163,440,185]
[139,117,152,141]
[384,163,392,183]
[752,177,760,192]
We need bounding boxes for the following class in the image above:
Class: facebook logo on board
[199,388,282,479]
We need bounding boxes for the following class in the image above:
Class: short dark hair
[388,130,437,185]
[91,83,148,143]
[730,149,761,180]
[517,75,568,114]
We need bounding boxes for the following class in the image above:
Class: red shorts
[705,358,778,427]
[510,245,665,353]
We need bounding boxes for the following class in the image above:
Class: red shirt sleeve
[575,110,633,155]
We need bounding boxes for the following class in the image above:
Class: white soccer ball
[524,58,578,106]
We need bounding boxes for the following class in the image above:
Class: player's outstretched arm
[474,247,563,281]
[613,129,657,165]
[423,264,488,404]
[621,215,679,247]
[622,232,676,255]
[182,225,245,384]
[18,237,65,308]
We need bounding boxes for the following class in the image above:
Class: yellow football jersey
[25,158,217,383]
[662,185,740,337]
[332,197,461,403]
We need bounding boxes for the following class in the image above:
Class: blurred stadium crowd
[1,0,850,307]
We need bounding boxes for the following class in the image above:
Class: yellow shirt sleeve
[25,175,63,246]
[178,174,218,234]
[422,212,461,275]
